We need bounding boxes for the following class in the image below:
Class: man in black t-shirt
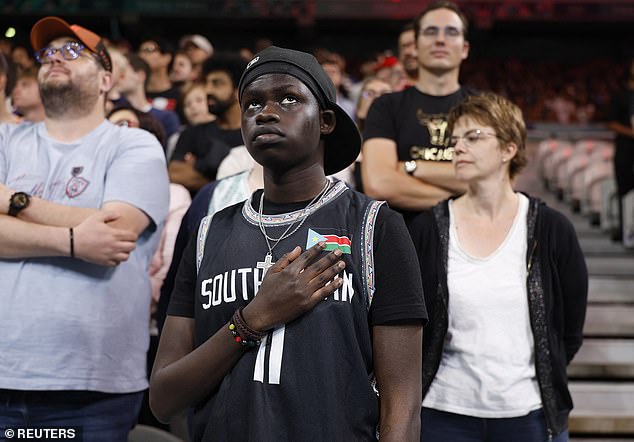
[363,1,476,221]
[151,46,426,442]
[169,53,246,194]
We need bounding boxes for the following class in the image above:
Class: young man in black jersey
[150,46,426,441]
[362,0,476,221]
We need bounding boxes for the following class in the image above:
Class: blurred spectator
[105,46,128,113]
[0,52,18,124]
[169,50,195,85]
[181,82,215,126]
[138,37,180,112]
[398,22,418,86]
[606,59,634,243]
[108,105,167,149]
[355,76,393,131]
[373,55,408,92]
[179,34,214,81]
[460,57,625,123]
[354,76,393,191]
[239,47,254,61]
[317,50,356,120]
[117,53,181,140]
[0,38,12,57]
[169,52,245,194]
[165,82,216,160]
[11,66,44,122]
[545,85,576,124]
[11,45,35,72]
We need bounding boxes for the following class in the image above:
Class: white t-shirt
[423,193,542,418]
[0,121,169,393]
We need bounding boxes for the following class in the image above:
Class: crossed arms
[0,183,150,266]
[362,137,465,211]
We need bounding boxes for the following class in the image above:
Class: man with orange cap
[0,17,168,439]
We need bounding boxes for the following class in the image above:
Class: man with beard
[169,52,245,195]
[0,17,169,439]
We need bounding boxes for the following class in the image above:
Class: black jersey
[363,86,478,163]
[169,181,427,441]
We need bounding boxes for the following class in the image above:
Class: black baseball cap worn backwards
[238,46,361,175]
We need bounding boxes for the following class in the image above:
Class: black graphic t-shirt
[171,121,244,181]
[363,86,478,162]
[168,183,427,442]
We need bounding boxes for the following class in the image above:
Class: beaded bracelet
[229,307,266,348]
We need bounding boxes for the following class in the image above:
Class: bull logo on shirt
[416,111,449,146]
[412,111,454,161]
[65,166,90,198]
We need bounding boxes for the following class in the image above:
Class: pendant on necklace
[256,252,276,276]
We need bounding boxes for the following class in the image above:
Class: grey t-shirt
[0,120,169,393]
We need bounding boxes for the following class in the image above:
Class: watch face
[13,193,28,207]
[10,192,30,215]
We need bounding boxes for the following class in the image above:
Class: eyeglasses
[114,119,139,128]
[35,42,88,64]
[139,45,160,54]
[448,129,501,148]
[420,26,462,38]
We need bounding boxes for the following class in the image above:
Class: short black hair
[414,0,469,40]
[202,52,247,89]
[401,21,416,35]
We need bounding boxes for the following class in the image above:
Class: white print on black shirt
[200,267,355,309]
[200,267,356,386]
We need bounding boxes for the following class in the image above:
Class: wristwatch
[404,160,417,175]
[8,191,31,217]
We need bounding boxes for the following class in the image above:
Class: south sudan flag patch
[306,228,352,254]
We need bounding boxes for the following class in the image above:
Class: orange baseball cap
[30,16,112,72]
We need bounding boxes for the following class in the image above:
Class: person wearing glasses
[138,37,181,113]
[0,17,169,439]
[362,1,476,224]
[408,93,588,441]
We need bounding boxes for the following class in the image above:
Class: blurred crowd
[1,31,627,128]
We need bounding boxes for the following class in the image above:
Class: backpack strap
[196,214,213,274]
[360,200,385,310]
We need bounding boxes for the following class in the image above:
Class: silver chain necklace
[256,179,330,275]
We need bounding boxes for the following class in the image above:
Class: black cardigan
[408,195,588,436]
